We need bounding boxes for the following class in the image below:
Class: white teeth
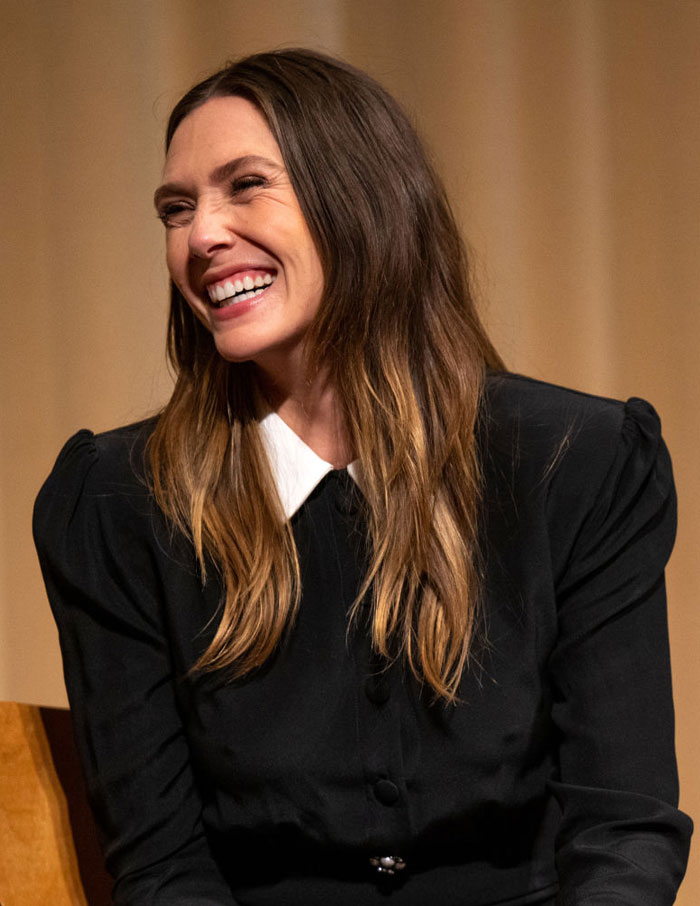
[207,272,277,306]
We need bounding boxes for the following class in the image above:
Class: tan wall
[2,1,698,900]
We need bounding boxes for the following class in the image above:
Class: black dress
[33,373,692,905]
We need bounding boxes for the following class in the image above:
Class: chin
[212,341,256,364]
[211,334,272,365]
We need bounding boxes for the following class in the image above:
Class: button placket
[347,521,410,878]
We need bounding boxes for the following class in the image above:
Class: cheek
[179,289,211,331]
[293,228,325,304]
[306,252,325,308]
[165,235,188,284]
[165,239,208,327]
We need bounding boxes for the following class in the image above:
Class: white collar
[258,411,360,520]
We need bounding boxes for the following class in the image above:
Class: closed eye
[231,175,266,195]
[156,201,193,227]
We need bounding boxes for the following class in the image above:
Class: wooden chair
[0,702,111,906]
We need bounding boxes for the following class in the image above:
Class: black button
[364,676,390,704]
[373,779,400,805]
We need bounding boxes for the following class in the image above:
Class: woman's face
[155,95,324,374]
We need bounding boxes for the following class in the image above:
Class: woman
[34,49,691,905]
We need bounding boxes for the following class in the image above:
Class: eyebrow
[153,154,282,208]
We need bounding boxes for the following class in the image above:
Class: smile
[206,271,276,308]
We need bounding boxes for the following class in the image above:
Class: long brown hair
[149,49,504,700]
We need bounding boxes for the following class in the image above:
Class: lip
[202,264,278,290]
[208,291,268,322]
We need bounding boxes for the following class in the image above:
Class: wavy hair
[148,49,503,701]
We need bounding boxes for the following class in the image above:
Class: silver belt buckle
[369,854,406,875]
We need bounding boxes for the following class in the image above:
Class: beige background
[2,0,698,901]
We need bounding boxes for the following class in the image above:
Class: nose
[187,202,235,259]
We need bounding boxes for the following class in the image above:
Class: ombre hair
[148,49,504,701]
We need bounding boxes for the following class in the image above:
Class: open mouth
[206,271,277,308]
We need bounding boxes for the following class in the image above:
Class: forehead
[163,95,282,178]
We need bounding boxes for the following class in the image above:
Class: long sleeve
[33,428,239,906]
[546,398,692,904]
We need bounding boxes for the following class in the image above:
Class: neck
[255,362,353,469]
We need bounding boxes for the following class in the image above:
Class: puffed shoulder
[33,418,160,568]
[557,395,675,596]
[483,373,675,586]
[584,394,670,520]
[38,418,156,490]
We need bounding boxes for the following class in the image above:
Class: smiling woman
[156,98,325,373]
[33,48,692,906]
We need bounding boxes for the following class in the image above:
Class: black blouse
[33,373,692,905]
